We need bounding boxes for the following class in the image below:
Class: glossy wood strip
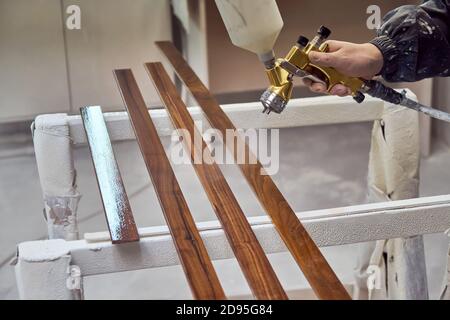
[146,62,288,300]
[155,41,350,300]
[114,69,226,300]
[80,106,139,244]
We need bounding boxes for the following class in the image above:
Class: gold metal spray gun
[260,26,450,123]
[261,26,365,114]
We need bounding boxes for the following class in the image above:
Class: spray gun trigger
[279,60,327,86]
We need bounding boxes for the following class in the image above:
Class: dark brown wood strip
[114,69,226,300]
[81,106,139,244]
[155,41,351,300]
[146,62,288,300]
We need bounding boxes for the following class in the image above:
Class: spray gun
[259,25,450,123]
[215,0,450,123]
[260,25,366,114]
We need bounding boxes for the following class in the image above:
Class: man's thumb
[308,51,340,68]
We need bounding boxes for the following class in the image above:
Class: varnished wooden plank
[113,69,226,300]
[146,62,288,300]
[80,106,139,244]
[155,41,351,300]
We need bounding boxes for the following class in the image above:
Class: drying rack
[14,43,450,300]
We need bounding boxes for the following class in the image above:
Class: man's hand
[303,41,384,97]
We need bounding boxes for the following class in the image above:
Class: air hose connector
[365,80,404,105]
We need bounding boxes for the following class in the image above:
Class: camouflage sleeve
[369,0,450,82]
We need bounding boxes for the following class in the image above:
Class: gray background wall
[0,0,172,122]
[0,0,448,148]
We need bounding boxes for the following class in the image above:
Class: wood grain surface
[146,62,288,300]
[114,69,226,300]
[155,41,351,300]
[81,106,139,244]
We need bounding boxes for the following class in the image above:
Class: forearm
[370,0,450,82]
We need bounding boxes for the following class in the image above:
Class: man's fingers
[308,51,341,68]
[310,82,327,93]
[303,77,351,97]
[302,78,326,93]
[330,84,352,97]
[323,40,346,52]
[308,40,351,69]
[302,78,313,87]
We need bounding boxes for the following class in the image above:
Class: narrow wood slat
[113,69,226,300]
[80,106,139,244]
[155,41,351,300]
[146,62,288,300]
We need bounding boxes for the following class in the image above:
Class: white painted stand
[32,115,80,240]
[355,93,428,300]
[442,230,450,300]
[21,93,450,299]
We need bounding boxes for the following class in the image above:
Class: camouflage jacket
[370,0,450,82]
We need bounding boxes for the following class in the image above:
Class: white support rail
[66,97,385,144]
[15,195,450,299]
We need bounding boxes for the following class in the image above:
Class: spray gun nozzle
[260,89,289,114]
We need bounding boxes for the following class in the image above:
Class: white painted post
[357,92,428,300]
[14,240,76,300]
[442,232,450,300]
[445,250,450,299]
[33,114,81,240]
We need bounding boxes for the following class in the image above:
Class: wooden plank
[80,106,139,244]
[155,41,351,300]
[113,69,226,300]
[146,62,288,300]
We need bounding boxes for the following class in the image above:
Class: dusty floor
[1,122,449,299]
